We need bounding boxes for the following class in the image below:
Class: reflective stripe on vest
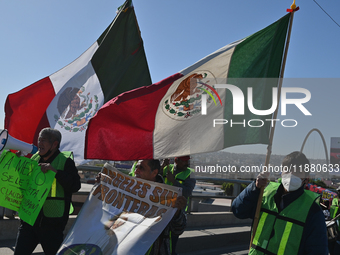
[51,179,57,197]
[250,182,319,255]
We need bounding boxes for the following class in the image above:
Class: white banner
[57,163,182,255]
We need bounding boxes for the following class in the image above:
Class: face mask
[281,172,302,192]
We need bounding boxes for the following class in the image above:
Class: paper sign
[0,151,55,225]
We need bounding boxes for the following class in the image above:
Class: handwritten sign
[58,163,182,255]
[0,151,55,225]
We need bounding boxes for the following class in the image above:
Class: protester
[14,128,81,255]
[161,156,196,255]
[98,159,187,255]
[321,199,331,220]
[330,187,340,219]
[329,187,340,254]
[161,156,196,199]
[232,151,328,255]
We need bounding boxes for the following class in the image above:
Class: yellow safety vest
[250,182,319,255]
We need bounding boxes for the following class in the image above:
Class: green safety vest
[129,162,193,184]
[332,197,339,206]
[330,197,340,231]
[129,161,138,177]
[330,206,339,219]
[330,197,339,219]
[250,182,319,255]
[163,164,193,186]
[163,164,193,212]
[31,151,73,218]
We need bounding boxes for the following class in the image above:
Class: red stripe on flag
[5,77,54,145]
[85,73,183,161]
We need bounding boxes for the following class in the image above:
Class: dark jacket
[148,174,187,255]
[232,181,328,255]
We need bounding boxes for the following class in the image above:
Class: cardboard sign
[58,163,182,255]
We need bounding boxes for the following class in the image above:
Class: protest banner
[322,189,337,201]
[0,150,55,225]
[57,163,182,255]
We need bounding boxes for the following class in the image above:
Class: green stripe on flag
[92,1,152,103]
[224,13,291,148]
[228,13,290,79]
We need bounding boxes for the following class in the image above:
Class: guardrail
[76,165,252,214]
[187,194,236,214]
[77,165,253,184]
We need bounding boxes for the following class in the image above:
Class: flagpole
[249,1,297,249]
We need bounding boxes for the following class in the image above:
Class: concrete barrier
[187,212,251,227]
[177,225,251,253]
[0,212,251,240]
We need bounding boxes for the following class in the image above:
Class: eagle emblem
[163,71,217,120]
[54,86,99,132]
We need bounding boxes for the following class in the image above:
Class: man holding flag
[232,151,328,254]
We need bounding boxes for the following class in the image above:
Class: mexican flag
[5,0,151,165]
[85,13,292,161]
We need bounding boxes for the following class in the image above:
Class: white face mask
[281,173,302,192]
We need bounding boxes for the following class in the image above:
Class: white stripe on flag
[46,42,105,165]
[153,44,237,158]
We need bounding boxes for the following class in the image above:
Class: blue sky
[1,0,339,160]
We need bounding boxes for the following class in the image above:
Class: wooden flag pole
[249,3,297,249]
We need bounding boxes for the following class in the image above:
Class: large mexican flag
[85,13,291,161]
[5,0,151,165]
